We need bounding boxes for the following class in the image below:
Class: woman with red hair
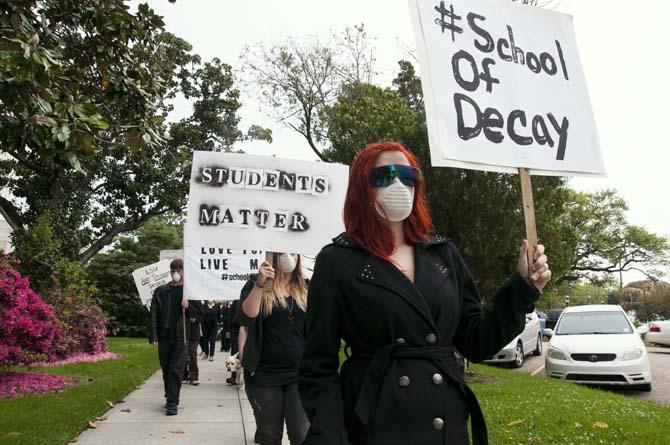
[299,142,550,445]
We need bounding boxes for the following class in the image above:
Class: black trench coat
[298,233,539,445]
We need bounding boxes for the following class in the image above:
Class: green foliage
[87,216,182,337]
[1,3,267,293]
[559,190,669,284]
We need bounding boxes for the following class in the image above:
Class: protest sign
[159,250,183,261]
[132,260,172,307]
[409,0,605,177]
[184,152,348,300]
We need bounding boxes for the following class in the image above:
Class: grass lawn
[470,363,670,444]
[0,338,158,445]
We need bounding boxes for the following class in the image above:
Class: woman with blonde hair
[239,252,310,445]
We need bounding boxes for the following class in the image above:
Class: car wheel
[532,334,542,356]
[513,342,524,368]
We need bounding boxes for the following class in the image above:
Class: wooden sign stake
[519,168,538,284]
[263,251,275,293]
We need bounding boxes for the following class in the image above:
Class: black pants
[182,339,199,381]
[245,382,309,445]
[158,338,186,407]
[220,333,231,352]
[202,325,217,357]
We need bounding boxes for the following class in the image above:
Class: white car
[485,311,542,368]
[544,305,652,391]
[646,320,670,346]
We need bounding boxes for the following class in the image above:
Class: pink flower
[0,371,75,399]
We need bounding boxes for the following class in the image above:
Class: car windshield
[556,311,633,335]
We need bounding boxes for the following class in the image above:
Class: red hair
[343,141,434,260]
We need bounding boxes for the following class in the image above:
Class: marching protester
[239,253,311,445]
[202,300,219,361]
[182,298,203,386]
[220,301,232,353]
[149,259,189,416]
[225,298,242,384]
[298,142,551,445]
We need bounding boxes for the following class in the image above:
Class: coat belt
[351,343,488,445]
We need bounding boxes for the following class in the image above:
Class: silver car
[485,311,542,367]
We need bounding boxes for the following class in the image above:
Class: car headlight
[547,347,567,360]
[621,347,643,361]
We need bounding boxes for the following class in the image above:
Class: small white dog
[225,352,245,390]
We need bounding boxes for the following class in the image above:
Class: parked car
[544,305,652,391]
[545,308,563,330]
[646,320,670,346]
[485,311,542,368]
[536,309,547,331]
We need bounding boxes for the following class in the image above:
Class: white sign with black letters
[132,260,172,307]
[184,152,348,299]
[409,0,605,176]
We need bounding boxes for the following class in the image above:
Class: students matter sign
[409,0,605,176]
[184,152,348,299]
[132,260,171,307]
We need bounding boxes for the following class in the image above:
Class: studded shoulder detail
[428,234,449,245]
[332,232,357,248]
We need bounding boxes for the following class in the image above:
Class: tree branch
[79,207,168,264]
[0,197,23,231]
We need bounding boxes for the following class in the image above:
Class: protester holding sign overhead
[298,142,551,445]
[149,259,189,416]
[239,253,310,445]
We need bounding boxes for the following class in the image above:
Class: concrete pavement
[73,354,288,445]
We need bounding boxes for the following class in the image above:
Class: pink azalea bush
[0,258,62,366]
[0,371,74,399]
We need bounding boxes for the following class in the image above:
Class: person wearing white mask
[149,259,189,416]
[298,141,551,445]
[239,252,310,445]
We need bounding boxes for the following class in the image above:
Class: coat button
[395,338,406,344]
[398,376,410,387]
[432,373,444,385]
[432,417,445,430]
[426,333,437,345]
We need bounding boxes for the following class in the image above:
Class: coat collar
[334,232,450,332]
[332,232,450,249]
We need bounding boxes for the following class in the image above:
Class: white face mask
[375,178,415,222]
[278,254,298,273]
[171,272,182,283]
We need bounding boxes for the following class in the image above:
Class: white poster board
[159,249,183,261]
[132,260,172,307]
[409,0,605,176]
[184,152,348,300]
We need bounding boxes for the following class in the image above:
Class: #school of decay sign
[409,0,606,177]
[184,152,348,300]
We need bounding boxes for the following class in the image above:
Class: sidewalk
[74,353,287,445]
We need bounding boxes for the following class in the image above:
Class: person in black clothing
[226,299,241,384]
[149,259,189,416]
[298,142,552,445]
[219,301,231,352]
[202,300,219,361]
[240,253,310,445]
[183,299,203,385]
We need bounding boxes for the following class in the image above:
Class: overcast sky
[139,0,669,282]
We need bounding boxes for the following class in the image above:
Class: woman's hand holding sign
[256,261,275,287]
[518,240,551,292]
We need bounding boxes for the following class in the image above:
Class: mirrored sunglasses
[370,164,422,188]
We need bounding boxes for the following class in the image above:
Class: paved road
[501,342,670,406]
